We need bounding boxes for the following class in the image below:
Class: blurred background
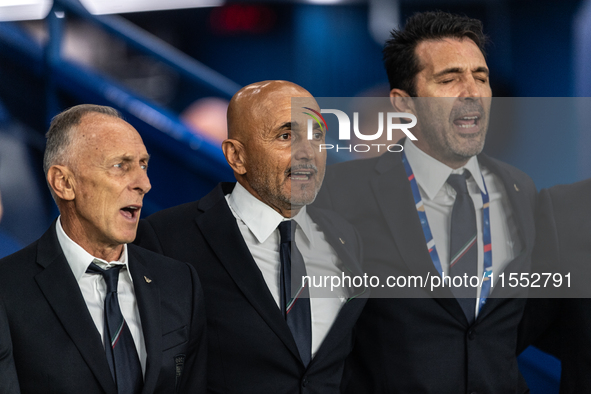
[2,0,587,391]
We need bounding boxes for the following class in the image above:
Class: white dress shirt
[226,182,347,358]
[56,217,146,375]
[404,139,521,314]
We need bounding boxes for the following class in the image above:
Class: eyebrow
[433,66,489,79]
[278,122,292,130]
[113,153,151,163]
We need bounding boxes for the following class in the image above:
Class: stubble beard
[248,170,323,213]
[417,100,489,165]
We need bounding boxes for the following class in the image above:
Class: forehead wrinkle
[71,114,144,170]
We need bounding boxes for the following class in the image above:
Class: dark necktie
[87,261,143,394]
[447,172,478,324]
[278,220,312,367]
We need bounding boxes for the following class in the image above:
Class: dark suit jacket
[519,179,591,393]
[314,149,536,393]
[0,300,20,394]
[135,182,368,394]
[0,223,207,394]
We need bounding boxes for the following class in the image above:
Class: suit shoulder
[309,206,357,232]
[145,200,201,226]
[482,155,536,193]
[128,243,192,271]
[543,178,591,210]
[321,157,383,200]
[486,156,532,181]
[0,240,40,296]
[0,240,38,270]
[546,177,591,198]
[325,156,381,179]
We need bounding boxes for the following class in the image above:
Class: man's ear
[222,139,247,175]
[390,88,416,116]
[47,165,76,201]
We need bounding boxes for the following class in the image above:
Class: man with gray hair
[0,104,207,393]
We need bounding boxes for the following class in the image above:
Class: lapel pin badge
[514,184,520,192]
[339,237,345,244]
[144,276,152,284]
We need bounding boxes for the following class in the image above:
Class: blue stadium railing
[1,0,240,215]
[0,0,350,215]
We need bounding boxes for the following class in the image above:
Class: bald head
[222,80,325,218]
[227,80,313,142]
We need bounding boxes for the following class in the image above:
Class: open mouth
[453,114,480,129]
[120,205,141,220]
[288,166,318,182]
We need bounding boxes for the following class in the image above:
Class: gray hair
[43,104,122,203]
[43,104,122,176]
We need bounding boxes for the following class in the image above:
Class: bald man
[136,81,367,393]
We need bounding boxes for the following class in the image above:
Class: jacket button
[302,377,308,387]
[468,329,476,340]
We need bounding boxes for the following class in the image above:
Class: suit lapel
[195,184,302,362]
[311,296,366,368]
[476,154,533,321]
[303,207,368,367]
[307,207,366,299]
[34,225,116,394]
[479,154,531,255]
[128,246,162,394]
[370,152,467,324]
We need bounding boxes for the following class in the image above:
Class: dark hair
[43,104,122,176]
[383,11,488,96]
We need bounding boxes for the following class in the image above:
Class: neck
[237,180,303,218]
[59,214,123,262]
[412,141,471,169]
[440,156,470,170]
[277,206,302,218]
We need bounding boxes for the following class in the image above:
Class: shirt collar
[403,139,486,199]
[292,206,313,246]
[56,216,131,282]
[227,182,314,245]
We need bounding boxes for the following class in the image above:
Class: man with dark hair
[315,11,536,393]
[0,104,206,393]
[383,11,487,98]
[136,80,367,393]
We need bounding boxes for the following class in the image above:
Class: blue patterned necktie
[87,261,143,394]
[447,172,478,324]
[278,220,312,367]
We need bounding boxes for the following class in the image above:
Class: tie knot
[278,220,296,244]
[447,172,471,195]
[86,261,123,294]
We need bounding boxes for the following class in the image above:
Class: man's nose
[293,138,315,161]
[132,166,152,195]
[459,76,481,98]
